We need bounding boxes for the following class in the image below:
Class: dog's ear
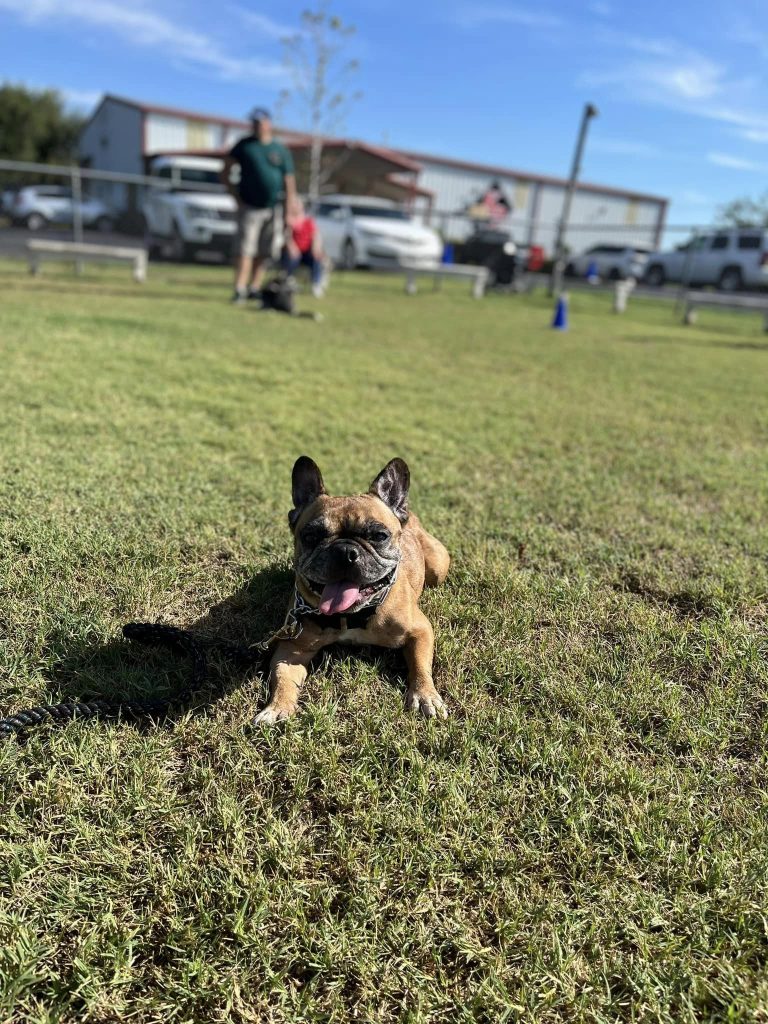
[369,458,410,523]
[289,456,326,528]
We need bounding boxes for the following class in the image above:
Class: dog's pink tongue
[319,581,361,615]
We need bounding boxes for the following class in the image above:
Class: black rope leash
[0,622,265,742]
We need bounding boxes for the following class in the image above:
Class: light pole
[548,102,598,297]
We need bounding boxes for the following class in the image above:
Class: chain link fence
[3,157,763,297]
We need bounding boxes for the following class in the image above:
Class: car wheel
[342,238,356,271]
[718,266,743,293]
[645,264,666,287]
[25,212,47,231]
[94,215,113,233]
[168,222,195,262]
[139,216,161,259]
[608,267,622,281]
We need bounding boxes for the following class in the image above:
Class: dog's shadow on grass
[34,562,406,734]
[40,565,292,728]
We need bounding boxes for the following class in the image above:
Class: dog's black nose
[337,542,359,564]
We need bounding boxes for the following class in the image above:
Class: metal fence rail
[0,156,733,278]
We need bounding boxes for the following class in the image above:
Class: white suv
[312,195,442,269]
[142,156,237,261]
[644,229,768,291]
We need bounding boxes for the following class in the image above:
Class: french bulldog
[255,456,450,724]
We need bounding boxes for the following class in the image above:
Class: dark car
[456,227,529,286]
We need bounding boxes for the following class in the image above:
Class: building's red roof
[285,137,421,173]
[145,140,421,176]
[98,93,252,129]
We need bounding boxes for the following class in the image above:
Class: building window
[186,121,210,149]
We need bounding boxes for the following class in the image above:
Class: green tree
[0,84,84,165]
[717,193,768,228]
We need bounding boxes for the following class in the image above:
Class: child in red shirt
[284,199,325,297]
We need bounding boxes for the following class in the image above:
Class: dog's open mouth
[303,566,397,615]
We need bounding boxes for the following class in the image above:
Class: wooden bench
[379,262,490,299]
[27,239,148,283]
[682,290,768,330]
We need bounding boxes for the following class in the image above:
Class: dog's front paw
[253,703,297,726]
[405,686,448,720]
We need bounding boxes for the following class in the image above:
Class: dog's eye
[301,526,327,546]
[370,529,390,544]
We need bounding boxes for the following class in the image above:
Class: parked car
[644,229,768,291]
[11,185,114,231]
[566,244,650,281]
[1,185,21,216]
[456,227,531,286]
[312,195,442,269]
[142,156,237,261]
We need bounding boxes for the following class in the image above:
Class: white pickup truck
[142,155,237,261]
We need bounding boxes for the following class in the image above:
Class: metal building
[404,150,667,252]
[79,94,668,253]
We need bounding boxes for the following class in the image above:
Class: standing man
[222,107,297,304]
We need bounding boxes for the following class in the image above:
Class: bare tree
[717,193,768,228]
[280,4,361,199]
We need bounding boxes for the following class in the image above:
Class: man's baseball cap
[248,106,272,122]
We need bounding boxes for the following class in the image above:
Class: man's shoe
[247,289,263,301]
[231,289,247,305]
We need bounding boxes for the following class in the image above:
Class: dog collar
[293,563,399,631]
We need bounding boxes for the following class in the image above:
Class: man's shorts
[237,206,283,260]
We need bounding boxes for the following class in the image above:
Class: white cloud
[582,52,726,103]
[0,0,287,84]
[654,62,723,101]
[588,2,612,16]
[741,128,768,143]
[455,4,563,29]
[596,30,678,58]
[229,6,293,41]
[581,32,768,150]
[707,151,768,172]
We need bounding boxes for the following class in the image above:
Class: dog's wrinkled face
[289,456,409,615]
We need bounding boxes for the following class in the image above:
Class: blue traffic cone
[586,260,600,284]
[552,292,568,330]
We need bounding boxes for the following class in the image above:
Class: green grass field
[1,260,767,1023]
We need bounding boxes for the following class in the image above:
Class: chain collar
[250,562,400,653]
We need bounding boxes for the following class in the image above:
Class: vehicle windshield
[676,236,711,251]
[350,205,410,220]
[154,166,223,189]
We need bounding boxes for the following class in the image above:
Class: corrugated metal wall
[418,162,535,241]
[145,114,245,154]
[418,158,663,253]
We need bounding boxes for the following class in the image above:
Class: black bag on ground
[260,273,296,315]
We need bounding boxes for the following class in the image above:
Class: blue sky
[1,0,767,227]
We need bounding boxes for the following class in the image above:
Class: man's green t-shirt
[230,136,294,209]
